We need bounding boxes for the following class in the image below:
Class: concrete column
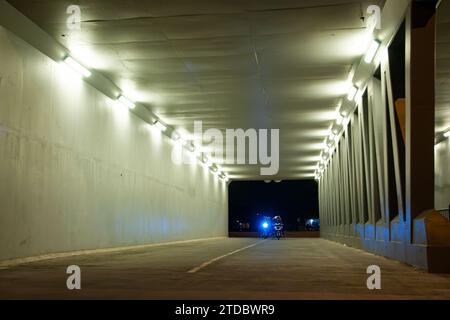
[404,1,450,272]
[405,0,436,243]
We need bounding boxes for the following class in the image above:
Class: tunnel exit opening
[228,180,319,238]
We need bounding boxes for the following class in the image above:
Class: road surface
[1,238,450,299]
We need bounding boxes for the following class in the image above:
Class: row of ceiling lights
[315,37,381,181]
[314,33,450,182]
[62,56,229,182]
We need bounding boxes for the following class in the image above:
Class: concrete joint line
[188,240,266,274]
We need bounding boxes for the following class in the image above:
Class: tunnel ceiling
[437,0,450,135]
[7,0,388,180]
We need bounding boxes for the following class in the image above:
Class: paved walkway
[1,238,450,299]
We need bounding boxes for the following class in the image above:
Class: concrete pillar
[405,0,437,243]
[404,0,450,272]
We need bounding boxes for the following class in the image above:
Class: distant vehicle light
[262,222,269,229]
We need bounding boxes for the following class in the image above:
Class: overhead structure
[2,0,386,180]
[318,0,450,272]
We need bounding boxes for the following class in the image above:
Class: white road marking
[187,240,266,273]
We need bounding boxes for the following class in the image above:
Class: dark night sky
[228,180,319,231]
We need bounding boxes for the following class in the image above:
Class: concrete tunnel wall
[435,138,450,211]
[0,27,228,262]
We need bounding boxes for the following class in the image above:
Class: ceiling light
[329,132,336,140]
[364,40,381,64]
[63,56,91,78]
[201,154,211,166]
[173,133,189,147]
[347,85,358,101]
[171,131,180,141]
[178,138,188,147]
[326,139,335,148]
[444,129,450,138]
[154,120,167,132]
[118,95,136,109]
[343,116,351,128]
[336,113,345,126]
[186,143,196,153]
[210,165,219,173]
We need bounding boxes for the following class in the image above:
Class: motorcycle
[273,223,283,240]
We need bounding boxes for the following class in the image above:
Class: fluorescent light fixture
[210,165,218,173]
[201,155,210,165]
[336,113,345,126]
[343,116,351,128]
[326,139,335,148]
[219,172,229,182]
[329,132,336,140]
[63,56,91,78]
[186,143,195,153]
[171,131,180,141]
[118,95,136,109]
[171,131,189,147]
[444,130,450,138]
[347,85,358,101]
[154,120,167,132]
[364,40,381,64]
[181,139,189,147]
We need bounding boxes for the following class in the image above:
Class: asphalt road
[1,238,450,299]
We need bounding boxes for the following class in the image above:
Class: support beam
[405,0,437,243]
